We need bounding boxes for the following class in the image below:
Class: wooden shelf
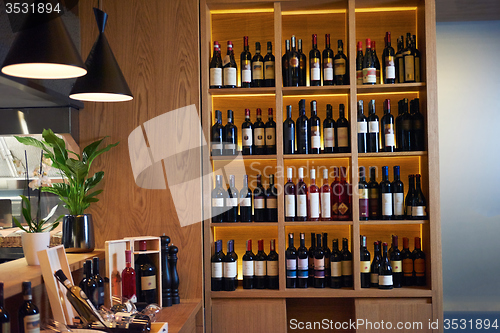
[282,86,350,96]
[211,222,278,227]
[358,151,427,158]
[284,221,353,226]
[356,82,426,94]
[155,299,202,333]
[211,154,277,161]
[209,87,276,95]
[360,219,428,225]
[284,153,351,159]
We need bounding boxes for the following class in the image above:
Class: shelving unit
[201,0,440,332]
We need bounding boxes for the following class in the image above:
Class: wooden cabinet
[201,0,441,332]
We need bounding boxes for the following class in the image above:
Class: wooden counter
[155,299,203,333]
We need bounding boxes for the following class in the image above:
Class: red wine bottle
[122,250,137,302]
[284,167,296,221]
[403,33,415,83]
[410,98,425,151]
[308,169,320,221]
[413,35,421,82]
[392,166,405,220]
[266,174,278,222]
[240,36,252,88]
[381,99,395,152]
[296,99,309,154]
[242,240,255,289]
[359,166,369,220]
[296,167,308,221]
[360,235,371,288]
[412,237,426,286]
[320,169,331,221]
[313,234,325,288]
[370,241,381,287]
[405,174,415,219]
[241,108,253,155]
[323,34,334,86]
[412,174,427,219]
[368,167,380,219]
[224,110,238,156]
[323,104,336,153]
[135,240,158,304]
[355,41,364,85]
[371,40,381,84]
[330,239,342,289]
[336,104,350,153]
[223,41,237,88]
[267,239,279,289]
[309,100,321,154]
[401,237,413,286]
[211,110,224,156]
[331,166,340,220]
[395,36,404,83]
[283,105,295,154]
[341,238,353,287]
[254,239,267,289]
[309,34,321,86]
[380,166,393,219]
[264,41,275,87]
[83,260,98,307]
[357,100,368,153]
[289,35,300,87]
[209,41,222,89]
[253,108,266,155]
[211,240,224,291]
[396,98,412,151]
[322,233,331,287]
[297,233,309,288]
[382,32,396,84]
[251,42,264,87]
[253,174,266,222]
[334,39,348,85]
[298,38,307,86]
[367,100,379,152]
[265,108,276,154]
[308,233,316,286]
[286,233,297,288]
[337,167,351,221]
[282,39,290,87]
[0,282,11,333]
[390,235,402,288]
[18,282,40,333]
[225,175,239,222]
[362,38,376,85]
[239,175,252,222]
[212,174,226,223]
[379,242,393,289]
[223,240,238,291]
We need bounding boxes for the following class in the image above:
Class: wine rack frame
[201,0,441,332]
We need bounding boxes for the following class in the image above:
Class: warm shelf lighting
[356,91,420,96]
[283,94,349,98]
[282,9,346,15]
[212,94,276,98]
[211,8,274,14]
[355,7,417,13]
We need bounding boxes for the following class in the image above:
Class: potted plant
[15,129,118,253]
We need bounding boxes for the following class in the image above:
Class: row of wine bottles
[212,239,280,291]
[356,32,421,85]
[0,281,39,333]
[79,257,105,309]
[360,235,425,289]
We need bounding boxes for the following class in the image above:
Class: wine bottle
[224,110,238,156]
[209,41,222,89]
[380,166,393,220]
[265,108,276,154]
[320,169,331,221]
[308,233,316,286]
[390,235,403,288]
[381,99,395,152]
[18,281,40,333]
[413,35,421,82]
[405,174,415,220]
[312,234,325,288]
[296,167,308,221]
[223,41,237,88]
[370,241,381,288]
[337,167,351,221]
[242,240,255,289]
[225,174,239,222]
[0,282,10,333]
[368,167,380,220]
[341,238,353,287]
[308,168,320,221]
[359,166,369,220]
[297,233,309,288]
[289,35,300,87]
[412,174,427,219]
[284,167,296,222]
[323,104,336,153]
[267,239,279,289]
[211,240,225,291]
[378,242,393,289]
[135,240,158,304]
[211,174,226,223]
[211,110,224,156]
[392,166,405,220]
[355,41,364,85]
[331,167,340,220]
[122,250,137,302]
[396,98,412,151]
[264,41,275,87]
[334,39,348,85]
[322,34,334,85]
[282,40,290,87]
[360,235,371,288]
[336,104,350,153]
[382,32,396,84]
[357,100,368,153]
[253,108,266,155]
[253,174,267,222]
[322,233,331,287]
[239,175,252,222]
[296,99,309,154]
[309,34,321,86]
[251,42,264,87]
[309,100,321,154]
[83,260,97,306]
[223,240,238,291]
[255,239,267,289]
[401,237,413,286]
[240,36,252,88]
[362,38,376,85]
[412,237,426,286]
[410,98,425,151]
[371,40,381,84]
[286,233,297,288]
[266,174,278,222]
[283,105,295,155]
[93,257,105,307]
[367,100,379,153]
[242,108,253,155]
[298,38,307,86]
[403,33,415,83]
[330,239,342,289]
[395,36,404,83]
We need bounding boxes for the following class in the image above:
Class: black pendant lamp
[2,10,87,79]
[69,8,133,102]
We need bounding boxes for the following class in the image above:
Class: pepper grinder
[168,244,180,304]
[160,234,172,307]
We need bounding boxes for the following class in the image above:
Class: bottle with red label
[337,166,351,221]
[296,167,308,221]
[371,40,381,84]
[362,38,376,85]
[330,166,340,220]
[401,237,413,286]
[135,241,158,304]
[122,250,137,302]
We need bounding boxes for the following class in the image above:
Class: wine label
[286,259,297,278]
[359,188,369,199]
[323,58,333,80]
[384,124,395,147]
[212,198,224,208]
[356,70,363,85]
[338,202,349,216]
[297,194,307,217]
[224,261,237,278]
[337,127,349,147]
[309,192,320,218]
[412,206,426,217]
[379,275,393,286]
[223,67,237,86]
[358,121,368,134]
[243,260,254,276]
[415,57,421,82]
[359,198,369,218]
[226,197,238,207]
[321,192,331,218]
[385,55,396,79]
[240,197,251,207]
[324,128,335,148]
[414,258,425,276]
[224,143,236,150]
[254,198,265,209]
[2,322,10,333]
[331,261,341,277]
[360,260,371,273]
[391,260,402,273]
[241,59,251,83]
[332,202,339,215]
[210,68,222,86]
[285,195,296,217]
[298,258,308,272]
[290,57,299,68]
[141,275,156,291]
[265,61,275,79]
[371,273,379,284]
[267,197,277,209]
[334,58,346,75]
[341,260,352,275]
[24,313,40,333]
[265,127,276,146]
[382,193,393,216]
[393,193,404,216]
[314,258,325,275]
[404,54,415,81]
[242,128,253,147]
[211,142,223,152]
[255,261,266,276]
[311,57,321,80]
[254,128,265,147]
[267,260,278,276]
[222,55,231,67]
[403,258,413,276]
[402,119,411,131]
[368,120,379,133]
[398,57,404,83]
[363,67,376,84]
[252,60,263,80]
[311,126,321,149]
[212,262,223,278]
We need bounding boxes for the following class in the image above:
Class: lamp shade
[69,8,133,102]
[1,11,87,79]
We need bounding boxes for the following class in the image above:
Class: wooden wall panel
[78,0,202,300]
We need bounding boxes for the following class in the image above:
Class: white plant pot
[21,232,50,265]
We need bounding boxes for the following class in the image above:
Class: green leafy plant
[15,129,119,216]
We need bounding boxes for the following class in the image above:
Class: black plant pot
[62,214,95,253]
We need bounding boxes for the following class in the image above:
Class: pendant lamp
[1,10,87,79]
[69,8,133,102]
